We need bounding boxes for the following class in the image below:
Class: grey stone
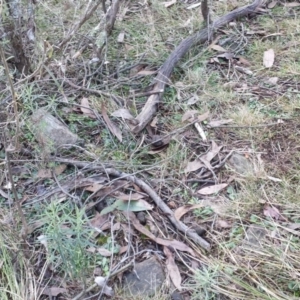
[123,257,165,297]
[227,153,253,175]
[31,108,79,156]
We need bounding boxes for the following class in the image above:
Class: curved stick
[132,0,264,133]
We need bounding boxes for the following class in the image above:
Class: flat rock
[227,153,253,175]
[31,108,79,156]
[123,257,165,297]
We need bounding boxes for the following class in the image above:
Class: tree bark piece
[132,0,264,133]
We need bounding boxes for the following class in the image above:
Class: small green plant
[41,201,96,281]
[186,266,221,300]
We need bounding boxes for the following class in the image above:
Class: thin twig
[53,159,211,250]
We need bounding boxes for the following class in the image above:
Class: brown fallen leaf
[209,44,227,52]
[207,119,233,128]
[137,69,157,76]
[84,183,104,193]
[80,97,96,119]
[37,169,52,178]
[102,105,122,142]
[263,49,275,68]
[115,192,145,201]
[97,248,112,257]
[181,110,199,122]
[54,164,67,176]
[163,0,176,8]
[164,246,182,291]
[200,141,223,169]
[125,211,196,256]
[111,108,134,120]
[215,219,232,229]
[174,204,205,221]
[267,0,277,8]
[283,2,300,7]
[41,287,67,297]
[184,160,205,173]
[263,204,287,221]
[90,212,109,229]
[198,183,228,195]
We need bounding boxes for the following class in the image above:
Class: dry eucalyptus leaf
[283,2,300,7]
[126,211,196,255]
[117,31,125,43]
[111,108,134,120]
[163,0,176,8]
[184,160,205,173]
[102,105,122,142]
[209,44,227,52]
[174,204,205,221]
[42,287,67,297]
[81,97,96,118]
[181,110,199,122]
[198,183,228,195]
[267,0,277,8]
[263,49,275,68]
[164,246,182,291]
[263,204,287,221]
[207,119,233,127]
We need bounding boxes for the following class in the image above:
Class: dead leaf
[267,1,277,8]
[37,169,52,178]
[97,248,112,256]
[174,204,205,221]
[234,66,253,75]
[90,212,109,229]
[187,2,201,9]
[217,52,234,60]
[265,77,278,86]
[137,69,157,76]
[237,56,251,66]
[54,164,67,176]
[184,160,205,173]
[181,110,199,122]
[207,119,233,127]
[164,246,182,291]
[102,105,122,142]
[263,49,275,68]
[198,183,228,195]
[41,287,67,297]
[115,192,145,201]
[111,108,134,120]
[283,2,300,7]
[163,0,176,7]
[209,44,227,52]
[84,183,104,193]
[200,141,223,169]
[263,204,287,221]
[215,219,231,229]
[27,220,46,235]
[125,211,196,256]
[80,97,96,118]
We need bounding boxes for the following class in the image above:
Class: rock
[227,153,253,175]
[123,257,165,297]
[31,108,79,157]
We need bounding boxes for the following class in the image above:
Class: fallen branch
[54,158,211,251]
[132,0,264,133]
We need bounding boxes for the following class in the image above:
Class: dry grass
[1,0,300,299]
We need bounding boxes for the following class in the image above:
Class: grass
[1,0,300,299]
